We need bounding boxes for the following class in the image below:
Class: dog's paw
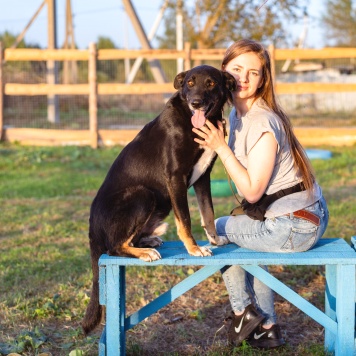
[138,248,162,262]
[188,245,213,257]
[214,235,229,246]
[205,232,229,246]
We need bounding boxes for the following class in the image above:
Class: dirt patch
[119,265,326,355]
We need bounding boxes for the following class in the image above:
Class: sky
[0,0,326,50]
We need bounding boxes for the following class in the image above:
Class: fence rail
[1,43,356,147]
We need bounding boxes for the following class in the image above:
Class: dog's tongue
[191,110,206,128]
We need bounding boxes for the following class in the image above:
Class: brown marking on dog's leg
[174,217,212,257]
[110,234,162,262]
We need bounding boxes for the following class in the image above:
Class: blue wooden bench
[98,237,356,356]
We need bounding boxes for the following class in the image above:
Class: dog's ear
[222,71,237,92]
[174,71,187,89]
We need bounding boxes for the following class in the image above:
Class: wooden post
[176,0,184,73]
[47,0,59,123]
[184,42,191,71]
[63,0,78,84]
[89,42,98,149]
[268,44,276,85]
[0,42,3,140]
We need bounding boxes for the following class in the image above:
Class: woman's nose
[239,71,248,83]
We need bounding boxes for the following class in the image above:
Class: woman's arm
[193,120,277,203]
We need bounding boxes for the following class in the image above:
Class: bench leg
[334,264,355,356]
[106,265,126,356]
[325,264,336,352]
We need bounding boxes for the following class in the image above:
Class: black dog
[82,65,236,334]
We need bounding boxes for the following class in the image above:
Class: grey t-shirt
[228,98,321,217]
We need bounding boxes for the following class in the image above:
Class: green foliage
[157,1,302,49]
[0,30,27,49]
[0,327,47,354]
[322,0,356,47]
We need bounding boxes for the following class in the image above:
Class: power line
[0,4,160,24]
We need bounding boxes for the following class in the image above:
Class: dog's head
[173,65,237,129]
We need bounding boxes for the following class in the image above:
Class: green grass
[0,142,355,355]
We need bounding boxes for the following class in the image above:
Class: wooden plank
[98,49,185,60]
[5,48,89,61]
[294,127,356,147]
[5,83,89,95]
[190,49,225,60]
[3,127,356,147]
[98,129,138,146]
[276,82,356,94]
[6,82,356,96]
[99,238,356,267]
[5,47,356,63]
[274,47,356,60]
[98,83,175,95]
[3,128,92,146]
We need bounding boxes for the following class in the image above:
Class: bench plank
[99,238,356,266]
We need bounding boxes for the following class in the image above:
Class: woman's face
[224,52,263,101]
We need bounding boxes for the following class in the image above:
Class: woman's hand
[192,120,227,152]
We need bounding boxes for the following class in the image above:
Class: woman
[192,39,329,349]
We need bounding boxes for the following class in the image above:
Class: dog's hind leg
[105,186,163,262]
[136,222,168,248]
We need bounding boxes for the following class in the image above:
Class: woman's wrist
[216,146,234,164]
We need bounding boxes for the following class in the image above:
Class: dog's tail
[82,243,103,335]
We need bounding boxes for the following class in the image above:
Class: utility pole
[47,0,59,123]
[122,0,167,83]
[63,0,78,84]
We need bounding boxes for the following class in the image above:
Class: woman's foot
[227,304,265,346]
[247,323,285,349]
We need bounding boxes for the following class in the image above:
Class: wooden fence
[1,43,356,147]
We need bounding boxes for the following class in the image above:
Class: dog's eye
[207,80,216,88]
[187,80,194,87]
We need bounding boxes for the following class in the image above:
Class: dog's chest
[189,147,216,186]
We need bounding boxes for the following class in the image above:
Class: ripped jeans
[215,196,329,325]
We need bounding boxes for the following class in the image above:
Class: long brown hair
[222,39,315,192]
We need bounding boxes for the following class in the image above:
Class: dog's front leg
[193,174,229,246]
[167,177,212,257]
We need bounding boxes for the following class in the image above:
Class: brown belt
[287,209,320,226]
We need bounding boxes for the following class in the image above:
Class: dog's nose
[191,99,203,109]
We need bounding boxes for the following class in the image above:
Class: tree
[322,0,356,47]
[96,36,117,49]
[0,30,39,48]
[157,0,302,49]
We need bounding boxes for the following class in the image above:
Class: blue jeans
[216,196,329,325]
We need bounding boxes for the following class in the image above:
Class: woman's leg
[216,214,284,324]
[222,264,277,325]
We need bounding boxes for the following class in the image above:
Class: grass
[0,142,355,355]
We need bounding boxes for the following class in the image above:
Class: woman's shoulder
[248,100,282,130]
